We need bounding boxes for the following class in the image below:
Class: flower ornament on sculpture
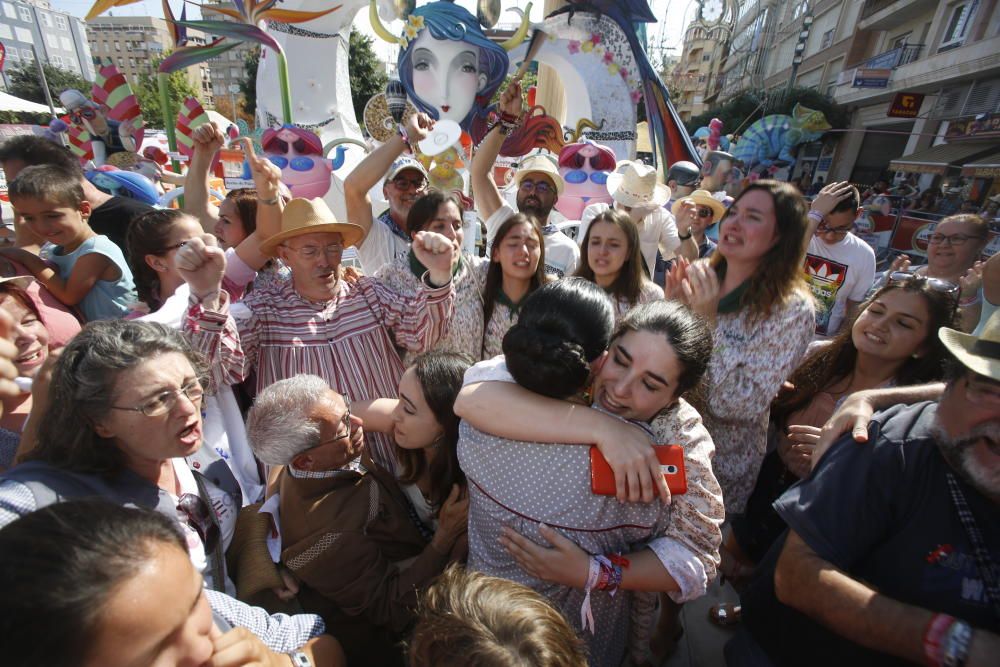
[564,32,642,105]
[398,13,425,50]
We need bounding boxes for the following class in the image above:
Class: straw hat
[939,310,1000,382]
[671,189,727,223]
[513,154,565,195]
[259,198,365,257]
[606,161,670,207]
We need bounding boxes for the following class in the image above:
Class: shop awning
[889,142,997,175]
[962,149,1000,178]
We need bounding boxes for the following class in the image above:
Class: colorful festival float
[80,0,696,222]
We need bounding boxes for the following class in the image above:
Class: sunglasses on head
[887,271,960,309]
[177,492,220,553]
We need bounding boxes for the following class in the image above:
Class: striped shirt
[185,276,455,474]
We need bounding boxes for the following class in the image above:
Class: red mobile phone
[590,445,687,496]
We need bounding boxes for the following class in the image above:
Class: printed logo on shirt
[804,254,848,336]
[923,543,992,611]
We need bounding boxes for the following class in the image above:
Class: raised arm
[183,122,224,232]
[471,81,523,228]
[807,181,857,235]
[230,138,284,272]
[344,113,432,238]
[352,398,398,436]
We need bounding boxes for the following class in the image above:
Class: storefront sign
[962,165,1000,178]
[888,92,924,118]
[853,68,891,88]
[945,113,1000,141]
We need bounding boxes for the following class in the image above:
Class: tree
[7,61,90,108]
[238,47,259,120]
[134,54,200,129]
[685,87,849,137]
[349,29,387,123]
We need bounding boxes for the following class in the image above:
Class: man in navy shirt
[732,313,1000,667]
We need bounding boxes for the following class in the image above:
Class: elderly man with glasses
[180,197,458,475]
[471,81,580,277]
[804,181,877,338]
[345,113,435,274]
[246,375,466,667]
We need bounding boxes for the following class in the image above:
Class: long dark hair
[396,352,471,510]
[709,179,810,318]
[0,500,187,667]
[503,278,614,399]
[575,209,645,305]
[771,279,957,426]
[406,189,465,238]
[126,208,190,310]
[482,213,547,333]
[27,320,206,476]
[611,301,713,400]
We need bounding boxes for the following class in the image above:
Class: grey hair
[246,374,329,465]
[27,320,207,476]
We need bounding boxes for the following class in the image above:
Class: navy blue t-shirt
[741,401,999,667]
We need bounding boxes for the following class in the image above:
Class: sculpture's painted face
[409,30,487,125]
[265,128,332,199]
[556,143,614,220]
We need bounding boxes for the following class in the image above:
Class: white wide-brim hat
[939,310,1000,382]
[606,161,670,208]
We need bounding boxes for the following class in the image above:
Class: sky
[48,0,699,66]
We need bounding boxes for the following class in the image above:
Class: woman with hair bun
[457,280,723,667]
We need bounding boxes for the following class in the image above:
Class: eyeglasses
[177,492,221,553]
[268,155,322,172]
[566,154,614,171]
[268,137,309,155]
[966,374,1000,407]
[111,379,205,417]
[816,221,853,238]
[69,108,97,123]
[390,176,427,192]
[564,170,609,186]
[518,179,553,195]
[696,207,715,218]
[317,395,353,446]
[928,233,986,246]
[282,242,345,260]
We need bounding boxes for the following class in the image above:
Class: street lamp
[228,83,240,120]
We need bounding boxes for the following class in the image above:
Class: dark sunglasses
[177,492,221,553]
[268,137,309,154]
[69,108,97,122]
[887,272,960,309]
[567,153,612,170]
[697,207,714,218]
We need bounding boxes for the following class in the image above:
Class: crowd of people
[0,79,996,667]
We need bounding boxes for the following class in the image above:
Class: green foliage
[134,54,199,129]
[686,87,849,137]
[0,110,51,124]
[490,69,538,107]
[6,61,90,108]
[239,47,260,120]
[349,29,387,123]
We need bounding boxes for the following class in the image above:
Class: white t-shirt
[579,202,681,276]
[485,203,580,278]
[804,233,877,337]
[356,212,410,275]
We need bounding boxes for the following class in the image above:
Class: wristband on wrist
[420,270,450,289]
[807,209,825,224]
[923,613,955,667]
[942,620,971,667]
[260,195,280,206]
[678,229,693,240]
[399,124,411,151]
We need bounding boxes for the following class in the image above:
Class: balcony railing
[861,0,899,20]
[856,44,924,70]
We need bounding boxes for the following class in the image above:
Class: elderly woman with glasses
[246,369,469,666]
[0,319,242,595]
[881,214,991,332]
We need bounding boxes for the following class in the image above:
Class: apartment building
[828,0,1000,203]
[85,16,214,106]
[672,17,733,122]
[200,0,255,110]
[0,0,95,82]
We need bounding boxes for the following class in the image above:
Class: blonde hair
[409,565,587,667]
